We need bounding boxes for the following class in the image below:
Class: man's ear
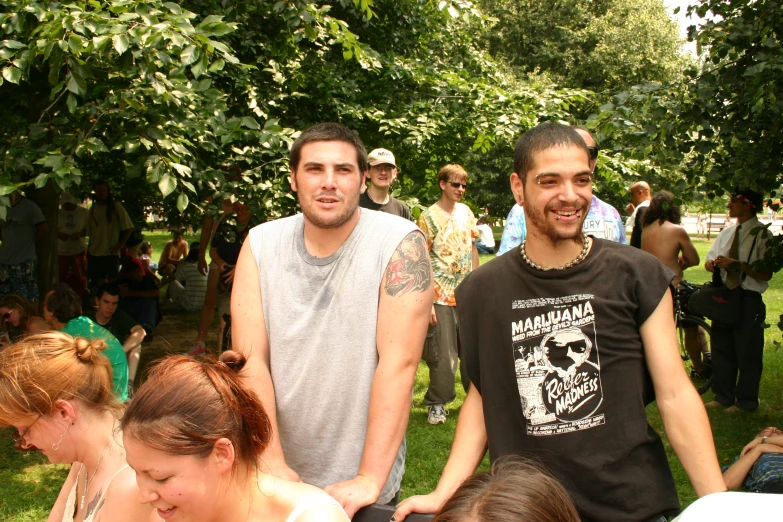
[290,170,298,193]
[510,172,524,206]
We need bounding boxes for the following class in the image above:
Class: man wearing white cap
[359,148,412,220]
[58,192,89,299]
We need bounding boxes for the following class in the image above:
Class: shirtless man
[641,191,699,285]
[641,190,709,377]
[627,180,652,248]
[158,229,188,277]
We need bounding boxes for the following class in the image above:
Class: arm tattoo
[384,231,433,297]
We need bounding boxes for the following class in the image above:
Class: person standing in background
[418,164,479,425]
[57,192,88,299]
[0,190,48,306]
[359,148,412,220]
[85,179,133,291]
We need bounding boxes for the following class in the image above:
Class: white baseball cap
[367,148,397,167]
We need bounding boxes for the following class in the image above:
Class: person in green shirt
[43,283,129,401]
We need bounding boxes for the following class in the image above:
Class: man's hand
[198,258,208,275]
[110,244,121,256]
[324,475,381,519]
[429,305,438,326]
[713,255,741,271]
[625,202,636,215]
[392,490,450,521]
[223,265,236,284]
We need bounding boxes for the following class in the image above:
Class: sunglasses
[587,146,598,160]
[448,181,468,190]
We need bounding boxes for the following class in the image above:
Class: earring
[52,432,66,451]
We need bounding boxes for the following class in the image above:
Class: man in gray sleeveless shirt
[232,123,433,517]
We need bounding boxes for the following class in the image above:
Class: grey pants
[423,304,470,405]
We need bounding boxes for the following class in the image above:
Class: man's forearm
[723,448,761,490]
[358,358,418,492]
[658,392,727,496]
[433,386,487,498]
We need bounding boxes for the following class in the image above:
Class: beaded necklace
[520,235,591,271]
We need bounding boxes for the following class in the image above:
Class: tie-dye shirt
[418,203,479,306]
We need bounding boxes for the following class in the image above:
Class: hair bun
[218,350,246,373]
[74,337,107,362]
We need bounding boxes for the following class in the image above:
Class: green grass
[2,238,782,519]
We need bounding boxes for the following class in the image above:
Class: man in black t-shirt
[86,283,146,388]
[358,148,412,220]
[393,123,726,522]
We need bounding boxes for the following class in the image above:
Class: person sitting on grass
[0,331,159,522]
[158,229,188,280]
[723,427,783,493]
[0,293,49,342]
[165,242,208,312]
[86,283,146,393]
[433,457,580,522]
[138,241,158,276]
[43,283,129,402]
[121,351,349,522]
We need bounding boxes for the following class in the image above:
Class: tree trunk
[27,180,59,311]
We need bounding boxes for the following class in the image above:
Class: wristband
[762,436,768,445]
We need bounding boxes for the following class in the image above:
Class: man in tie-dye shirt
[417,164,479,425]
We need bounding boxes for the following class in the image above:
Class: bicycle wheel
[677,316,712,395]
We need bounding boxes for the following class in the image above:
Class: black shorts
[87,254,120,284]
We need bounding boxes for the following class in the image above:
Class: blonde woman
[0,332,159,522]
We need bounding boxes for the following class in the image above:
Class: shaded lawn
[2,239,782,519]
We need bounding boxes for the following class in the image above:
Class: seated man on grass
[86,283,145,392]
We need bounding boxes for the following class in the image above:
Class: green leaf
[241,116,260,129]
[176,193,189,212]
[113,34,129,55]
[191,53,207,78]
[180,45,199,65]
[2,66,21,84]
[163,2,182,15]
[2,40,26,49]
[158,173,177,197]
[93,35,111,51]
[66,93,77,114]
[208,58,225,72]
[171,163,192,176]
[66,70,86,95]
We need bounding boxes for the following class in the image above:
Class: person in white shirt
[474,216,495,254]
[704,189,772,412]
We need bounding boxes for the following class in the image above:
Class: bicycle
[674,282,713,395]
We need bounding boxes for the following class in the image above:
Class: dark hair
[45,283,83,323]
[172,229,184,239]
[513,123,589,185]
[90,179,117,224]
[643,190,681,226]
[95,283,120,300]
[434,457,580,522]
[437,164,468,185]
[186,242,200,262]
[121,351,271,467]
[0,294,36,331]
[140,241,152,255]
[289,122,368,174]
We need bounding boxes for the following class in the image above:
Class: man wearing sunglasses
[417,164,479,425]
[359,148,412,220]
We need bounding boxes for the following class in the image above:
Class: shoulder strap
[741,227,761,282]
